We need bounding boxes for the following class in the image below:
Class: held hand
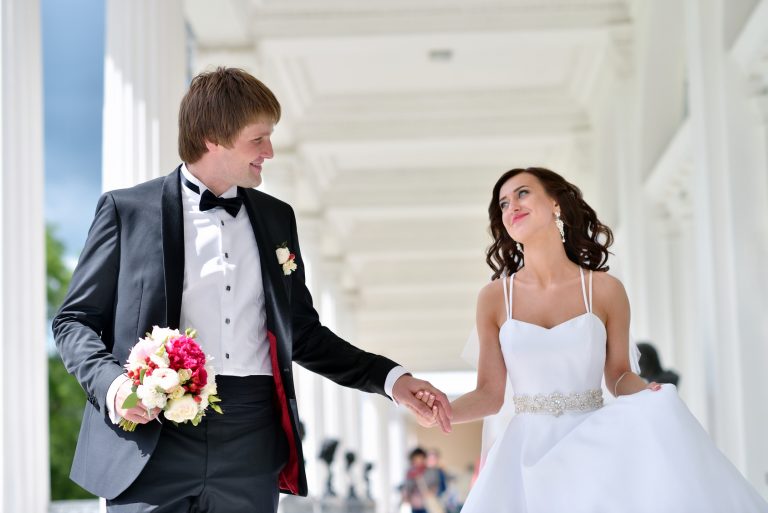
[646,381,662,392]
[392,375,453,433]
[115,378,162,424]
[413,390,441,428]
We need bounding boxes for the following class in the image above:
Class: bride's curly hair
[486,167,614,279]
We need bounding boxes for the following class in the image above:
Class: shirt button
[224,252,229,258]
[226,285,231,291]
[225,318,230,324]
[220,220,224,226]
[225,353,230,359]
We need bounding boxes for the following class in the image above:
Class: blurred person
[425,449,462,513]
[424,448,447,497]
[415,168,768,512]
[402,448,429,513]
[638,342,680,386]
[52,66,452,513]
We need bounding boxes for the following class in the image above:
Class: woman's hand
[646,381,662,392]
[414,390,441,428]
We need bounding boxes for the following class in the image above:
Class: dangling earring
[516,242,523,253]
[555,210,565,243]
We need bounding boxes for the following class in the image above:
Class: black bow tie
[199,190,242,217]
[183,175,242,217]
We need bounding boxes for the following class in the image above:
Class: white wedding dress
[461,269,768,513]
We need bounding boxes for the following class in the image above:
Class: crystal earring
[516,242,523,253]
[555,211,565,243]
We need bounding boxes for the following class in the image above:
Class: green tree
[46,224,71,319]
[47,225,94,500]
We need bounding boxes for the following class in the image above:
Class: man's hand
[392,374,452,433]
[115,378,161,425]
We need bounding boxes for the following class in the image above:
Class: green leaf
[210,403,223,414]
[121,392,139,409]
[139,368,146,383]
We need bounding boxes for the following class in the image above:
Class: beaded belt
[513,389,603,417]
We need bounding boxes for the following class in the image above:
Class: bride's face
[498,172,559,245]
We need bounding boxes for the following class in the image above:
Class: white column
[386,405,408,513]
[0,0,49,511]
[684,0,768,484]
[369,397,400,513]
[291,215,324,497]
[102,0,186,191]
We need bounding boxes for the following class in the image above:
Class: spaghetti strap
[509,273,515,318]
[502,273,511,320]
[588,270,593,313]
[579,268,590,314]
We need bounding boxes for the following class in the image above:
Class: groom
[53,67,451,512]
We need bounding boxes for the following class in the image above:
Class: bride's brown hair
[486,167,614,279]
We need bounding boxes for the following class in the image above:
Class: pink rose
[127,337,162,368]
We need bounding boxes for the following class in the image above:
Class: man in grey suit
[53,67,451,513]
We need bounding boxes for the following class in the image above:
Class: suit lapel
[161,167,185,329]
[241,188,292,368]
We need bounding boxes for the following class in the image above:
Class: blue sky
[42,0,105,264]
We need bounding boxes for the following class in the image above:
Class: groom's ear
[204,139,219,153]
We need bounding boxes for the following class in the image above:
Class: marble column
[0,0,49,511]
[102,0,186,191]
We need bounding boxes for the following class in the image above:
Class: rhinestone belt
[513,389,603,417]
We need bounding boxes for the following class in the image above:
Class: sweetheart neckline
[501,311,605,333]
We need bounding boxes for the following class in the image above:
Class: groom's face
[214,120,275,189]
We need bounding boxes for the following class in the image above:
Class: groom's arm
[285,209,452,429]
[285,209,398,393]
[52,193,125,413]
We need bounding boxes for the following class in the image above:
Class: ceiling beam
[249,2,631,38]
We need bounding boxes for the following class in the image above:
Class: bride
[417,167,768,512]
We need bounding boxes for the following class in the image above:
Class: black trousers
[107,376,289,513]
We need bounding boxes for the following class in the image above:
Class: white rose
[150,326,180,342]
[136,383,167,410]
[282,260,297,275]
[151,368,180,392]
[164,395,200,423]
[276,247,290,264]
[149,327,179,349]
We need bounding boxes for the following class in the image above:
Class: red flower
[166,335,207,375]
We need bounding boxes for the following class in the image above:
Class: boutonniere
[276,242,298,276]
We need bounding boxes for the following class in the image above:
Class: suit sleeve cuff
[106,374,130,424]
[384,366,410,404]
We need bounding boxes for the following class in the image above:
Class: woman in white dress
[417,167,768,512]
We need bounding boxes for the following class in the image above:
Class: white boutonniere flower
[276,242,298,276]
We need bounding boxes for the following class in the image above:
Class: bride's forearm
[450,389,503,424]
[612,371,648,396]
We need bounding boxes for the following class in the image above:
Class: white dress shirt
[177,164,272,376]
[106,165,407,421]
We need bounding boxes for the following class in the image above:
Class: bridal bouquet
[119,326,222,432]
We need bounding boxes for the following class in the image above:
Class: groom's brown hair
[178,67,281,163]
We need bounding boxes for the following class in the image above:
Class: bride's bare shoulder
[477,277,507,309]
[592,271,629,309]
